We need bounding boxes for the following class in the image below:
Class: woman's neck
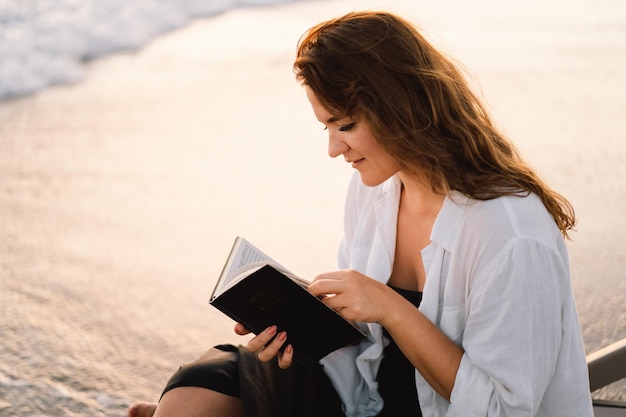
[398,172,446,217]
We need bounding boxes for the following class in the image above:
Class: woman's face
[306,87,401,186]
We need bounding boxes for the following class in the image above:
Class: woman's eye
[339,122,356,132]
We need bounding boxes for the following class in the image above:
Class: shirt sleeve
[448,237,569,416]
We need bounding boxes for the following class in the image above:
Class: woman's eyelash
[320,122,355,132]
[339,122,356,132]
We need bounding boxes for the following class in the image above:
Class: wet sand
[0,0,624,414]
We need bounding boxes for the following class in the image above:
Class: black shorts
[161,344,346,417]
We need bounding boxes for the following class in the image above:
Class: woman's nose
[328,133,349,158]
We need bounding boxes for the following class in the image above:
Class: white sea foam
[0,0,302,101]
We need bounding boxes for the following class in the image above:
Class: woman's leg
[128,402,157,417]
[127,387,242,417]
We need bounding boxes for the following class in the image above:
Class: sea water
[0,0,303,101]
[1,2,311,416]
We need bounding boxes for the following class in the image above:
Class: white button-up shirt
[320,172,593,417]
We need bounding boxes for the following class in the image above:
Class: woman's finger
[257,331,288,362]
[277,344,294,369]
[233,322,252,335]
[246,325,277,353]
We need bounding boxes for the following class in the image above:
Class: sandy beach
[0,0,624,414]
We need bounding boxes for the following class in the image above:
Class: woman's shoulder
[448,191,561,245]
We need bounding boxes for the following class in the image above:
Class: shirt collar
[430,191,470,253]
[381,174,468,253]
[381,173,402,196]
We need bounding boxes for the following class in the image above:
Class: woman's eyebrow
[326,115,351,124]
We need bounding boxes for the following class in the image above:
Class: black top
[376,285,423,417]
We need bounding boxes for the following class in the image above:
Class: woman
[129,11,593,417]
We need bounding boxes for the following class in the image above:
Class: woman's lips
[351,158,365,168]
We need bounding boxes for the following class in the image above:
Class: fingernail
[267,325,277,335]
[285,344,293,354]
[278,331,287,342]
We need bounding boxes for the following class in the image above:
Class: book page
[213,237,307,298]
[230,239,276,275]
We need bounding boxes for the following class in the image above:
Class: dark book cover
[210,264,365,368]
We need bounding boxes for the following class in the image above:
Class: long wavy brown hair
[294,11,576,237]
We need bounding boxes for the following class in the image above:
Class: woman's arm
[445,238,578,415]
[308,269,463,400]
[382,293,464,401]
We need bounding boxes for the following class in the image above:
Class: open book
[210,236,366,368]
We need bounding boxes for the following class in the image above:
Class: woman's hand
[307,269,401,325]
[233,323,294,369]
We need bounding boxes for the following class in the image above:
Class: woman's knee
[155,386,242,417]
